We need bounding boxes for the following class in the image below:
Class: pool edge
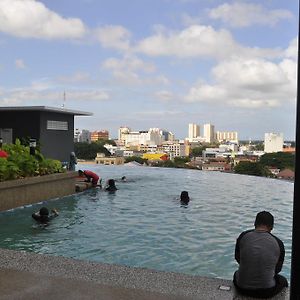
[0,248,289,299]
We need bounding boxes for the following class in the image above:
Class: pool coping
[0,248,289,299]
[0,172,77,212]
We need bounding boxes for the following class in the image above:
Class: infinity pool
[0,164,293,280]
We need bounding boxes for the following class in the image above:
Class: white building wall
[118,127,131,143]
[188,123,200,140]
[124,129,163,146]
[163,143,187,157]
[264,133,283,153]
[216,131,238,143]
[149,128,163,145]
[78,130,91,143]
[203,124,215,143]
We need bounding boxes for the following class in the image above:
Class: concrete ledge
[0,172,77,211]
[0,248,289,299]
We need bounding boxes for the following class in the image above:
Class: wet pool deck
[0,248,288,300]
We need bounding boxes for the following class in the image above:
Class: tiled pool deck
[0,248,288,300]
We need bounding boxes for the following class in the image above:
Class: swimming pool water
[0,164,293,280]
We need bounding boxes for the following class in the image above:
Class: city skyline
[0,0,298,140]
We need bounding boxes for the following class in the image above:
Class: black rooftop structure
[0,106,92,162]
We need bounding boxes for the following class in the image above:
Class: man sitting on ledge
[233,211,288,298]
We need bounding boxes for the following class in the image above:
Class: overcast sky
[0,0,298,140]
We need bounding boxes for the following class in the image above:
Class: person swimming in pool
[105,179,118,192]
[32,207,59,224]
[115,176,127,182]
[180,191,190,205]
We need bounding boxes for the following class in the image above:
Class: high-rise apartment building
[91,130,109,142]
[118,126,131,144]
[74,129,91,143]
[203,123,215,143]
[79,129,91,143]
[216,131,238,143]
[188,123,200,140]
[123,128,163,146]
[160,130,175,142]
[264,133,283,153]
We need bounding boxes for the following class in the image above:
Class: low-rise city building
[267,167,281,176]
[162,142,187,159]
[233,155,258,166]
[283,146,296,153]
[95,153,124,165]
[123,150,142,157]
[142,153,168,161]
[202,162,231,171]
[277,169,294,180]
[264,133,283,153]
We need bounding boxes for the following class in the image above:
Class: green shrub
[0,159,20,181]
[39,159,64,175]
[0,139,64,181]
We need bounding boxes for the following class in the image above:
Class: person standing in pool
[233,211,288,298]
[78,170,100,186]
[32,207,59,224]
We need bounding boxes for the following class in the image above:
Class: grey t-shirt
[235,229,285,289]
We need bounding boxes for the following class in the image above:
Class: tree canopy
[259,152,295,171]
[74,142,111,160]
[234,161,271,177]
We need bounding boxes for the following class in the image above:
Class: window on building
[47,120,68,131]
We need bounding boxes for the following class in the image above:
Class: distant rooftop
[0,106,92,116]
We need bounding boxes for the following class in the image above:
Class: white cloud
[212,58,289,90]
[285,38,298,60]
[155,90,174,102]
[95,25,131,51]
[156,75,170,85]
[208,2,293,28]
[0,87,110,106]
[185,56,297,109]
[133,110,183,121]
[181,13,202,26]
[102,55,169,86]
[15,59,26,69]
[136,25,280,60]
[102,55,156,73]
[0,0,87,39]
[57,72,91,83]
[67,90,110,101]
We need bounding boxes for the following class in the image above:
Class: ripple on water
[0,165,294,280]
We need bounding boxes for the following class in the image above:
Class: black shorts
[233,271,288,299]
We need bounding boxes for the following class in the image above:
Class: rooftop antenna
[61,90,66,109]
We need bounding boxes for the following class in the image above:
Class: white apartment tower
[264,133,283,153]
[216,131,238,143]
[203,123,215,143]
[118,126,131,144]
[188,123,200,140]
[124,128,163,146]
[79,129,91,143]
